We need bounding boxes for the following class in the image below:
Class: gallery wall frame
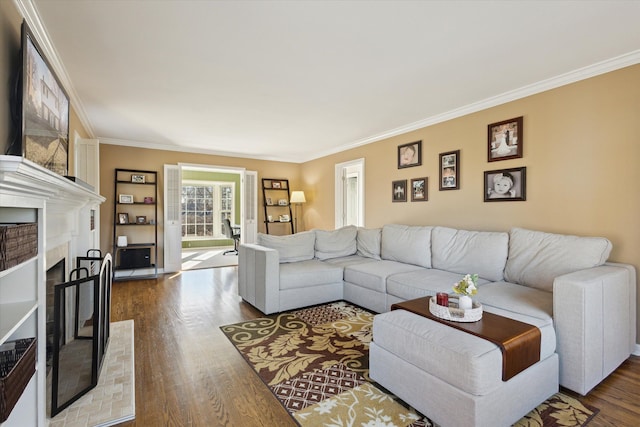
[439,150,460,190]
[488,116,523,162]
[397,141,422,169]
[392,179,407,202]
[411,177,428,201]
[484,166,527,202]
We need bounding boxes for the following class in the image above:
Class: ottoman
[370,309,559,427]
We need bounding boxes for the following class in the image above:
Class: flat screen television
[12,20,70,176]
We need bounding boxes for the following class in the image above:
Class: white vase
[458,295,472,310]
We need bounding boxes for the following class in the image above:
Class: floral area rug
[220,301,599,427]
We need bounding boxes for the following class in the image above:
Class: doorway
[335,158,365,228]
[163,164,257,273]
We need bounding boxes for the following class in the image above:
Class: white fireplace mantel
[0,155,105,426]
[0,155,104,208]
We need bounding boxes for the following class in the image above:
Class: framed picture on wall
[397,141,422,169]
[411,178,428,201]
[392,180,407,202]
[439,150,460,190]
[484,167,526,202]
[488,116,523,162]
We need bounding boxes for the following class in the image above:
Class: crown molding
[300,50,640,163]
[99,137,298,163]
[11,0,639,164]
[14,0,96,138]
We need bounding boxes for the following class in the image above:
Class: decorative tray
[429,296,483,322]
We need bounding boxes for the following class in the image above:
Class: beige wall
[0,1,88,170]
[98,144,301,263]
[301,64,640,341]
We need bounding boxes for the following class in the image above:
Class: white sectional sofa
[238,224,636,424]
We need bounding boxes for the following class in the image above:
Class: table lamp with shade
[290,191,306,233]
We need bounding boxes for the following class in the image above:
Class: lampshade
[290,191,306,204]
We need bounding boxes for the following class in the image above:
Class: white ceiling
[22,0,640,163]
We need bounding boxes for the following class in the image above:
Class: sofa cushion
[279,259,344,290]
[504,227,613,292]
[373,310,503,395]
[344,260,425,293]
[373,307,556,396]
[322,255,378,268]
[431,226,508,282]
[314,225,358,260]
[381,224,432,268]
[257,231,315,263]
[357,227,382,260]
[386,269,490,302]
[477,281,553,321]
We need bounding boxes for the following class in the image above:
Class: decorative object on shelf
[118,213,129,224]
[144,196,154,204]
[131,174,145,183]
[279,214,290,222]
[0,223,38,271]
[410,178,427,202]
[392,180,407,202]
[484,167,527,202]
[429,296,483,322]
[267,215,273,222]
[290,190,306,233]
[488,116,523,162]
[136,216,147,224]
[0,337,37,423]
[278,199,288,206]
[439,150,460,191]
[119,194,134,204]
[117,236,128,247]
[272,181,281,189]
[397,140,422,169]
[453,273,478,311]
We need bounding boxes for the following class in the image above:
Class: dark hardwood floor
[111,267,640,426]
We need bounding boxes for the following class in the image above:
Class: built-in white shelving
[0,155,105,426]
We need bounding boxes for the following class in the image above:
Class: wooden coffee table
[391,297,541,381]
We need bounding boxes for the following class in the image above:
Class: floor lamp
[290,191,306,233]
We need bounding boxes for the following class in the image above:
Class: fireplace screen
[50,252,112,417]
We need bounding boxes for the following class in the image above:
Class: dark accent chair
[223,219,240,255]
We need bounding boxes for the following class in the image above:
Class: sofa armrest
[238,243,281,314]
[553,263,636,394]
